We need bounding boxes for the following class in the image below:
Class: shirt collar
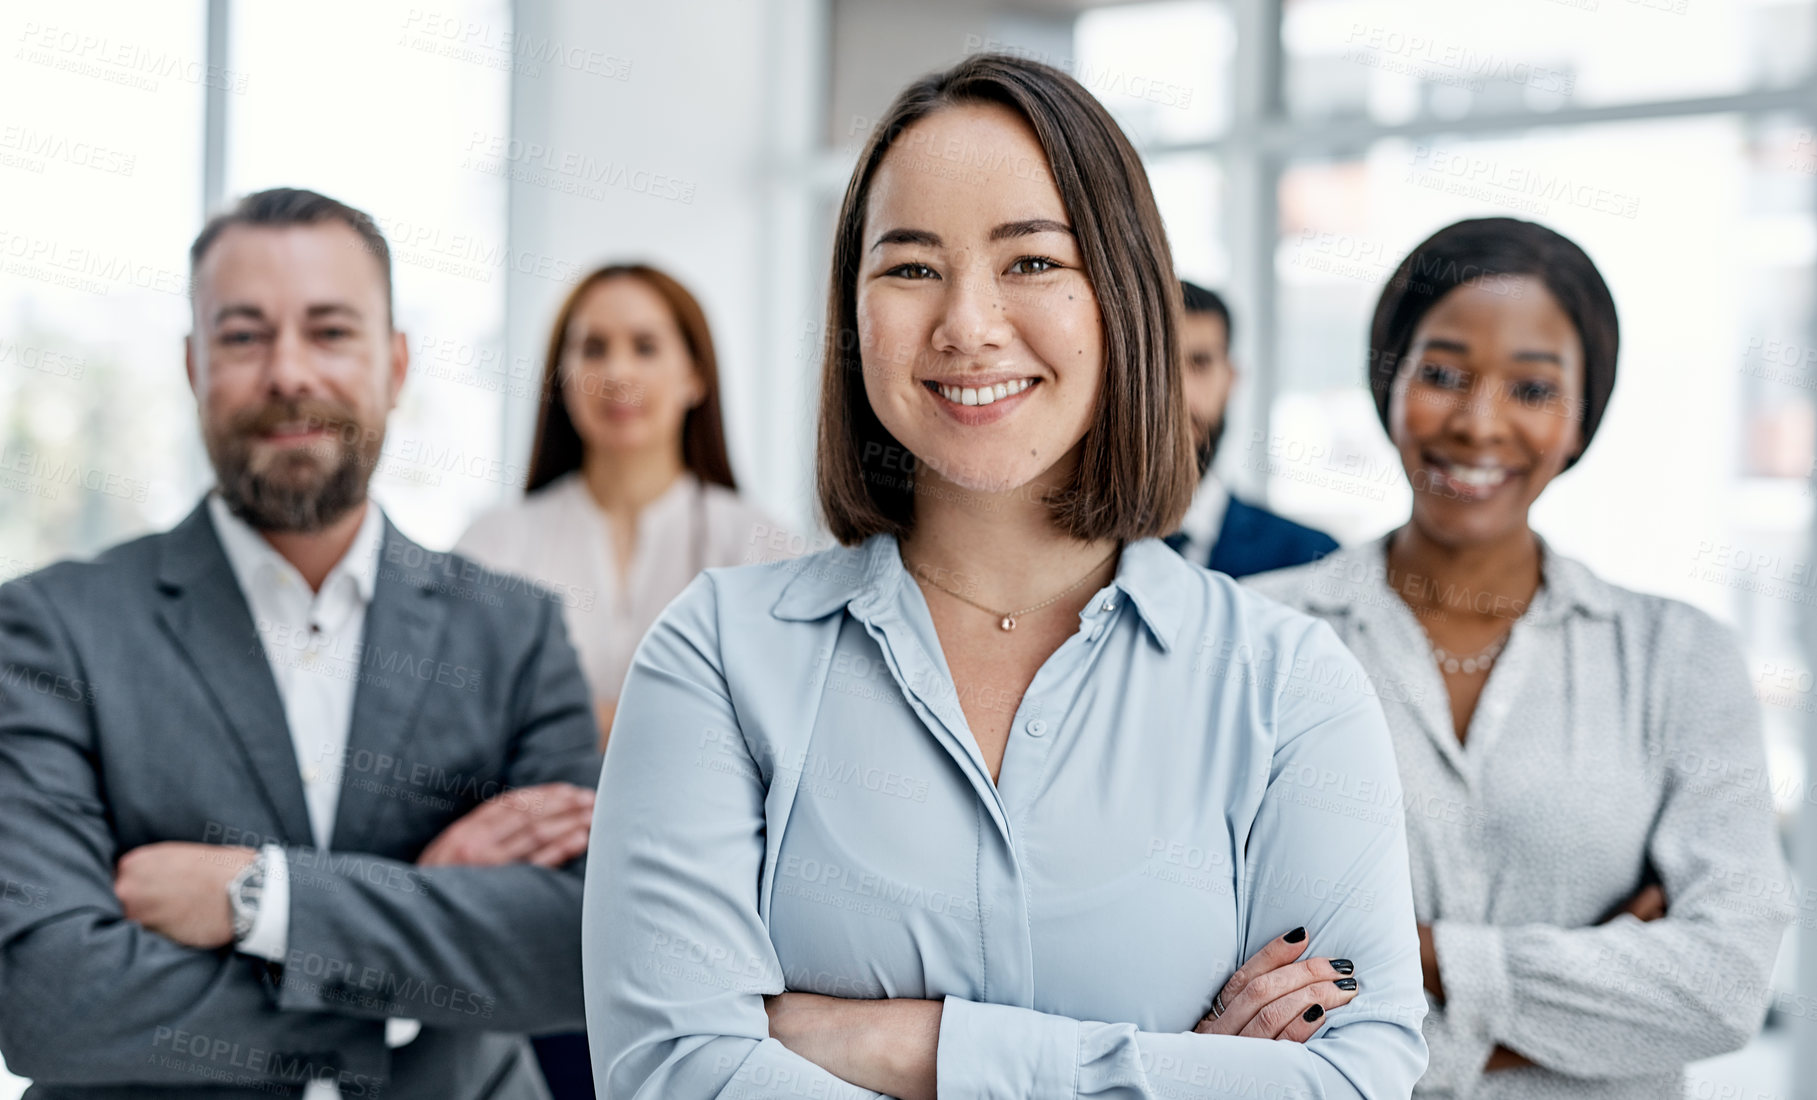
[772,533,1187,651]
[1298,529,1615,624]
[1178,473,1230,548]
[206,491,385,605]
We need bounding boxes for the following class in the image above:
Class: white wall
[505,0,827,534]
[504,0,1077,539]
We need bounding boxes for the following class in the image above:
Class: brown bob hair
[814,54,1197,546]
[524,263,737,494]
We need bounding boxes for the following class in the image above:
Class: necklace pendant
[999,616,1016,632]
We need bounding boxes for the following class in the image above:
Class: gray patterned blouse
[1246,534,1793,1099]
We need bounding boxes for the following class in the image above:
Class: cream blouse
[455,471,797,704]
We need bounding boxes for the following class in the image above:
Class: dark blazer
[1205,497,1339,580]
[0,500,602,1100]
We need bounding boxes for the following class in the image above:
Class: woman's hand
[1193,926,1359,1042]
[1613,882,1667,923]
[764,991,940,1100]
[766,929,1363,1096]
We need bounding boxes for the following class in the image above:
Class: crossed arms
[0,576,600,1090]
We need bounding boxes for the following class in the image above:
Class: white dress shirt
[455,471,797,704]
[1175,472,1230,568]
[206,493,418,1098]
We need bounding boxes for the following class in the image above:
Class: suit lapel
[154,502,315,845]
[330,522,450,851]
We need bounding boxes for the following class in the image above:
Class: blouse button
[1025,719,1048,737]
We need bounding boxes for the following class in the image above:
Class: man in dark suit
[0,188,601,1099]
[1169,280,1339,578]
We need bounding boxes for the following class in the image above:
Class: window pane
[1074,1,1233,144]
[228,0,513,549]
[1147,151,1229,283]
[0,1,207,577]
[1285,0,1815,123]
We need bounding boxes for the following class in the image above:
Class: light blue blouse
[582,534,1429,1099]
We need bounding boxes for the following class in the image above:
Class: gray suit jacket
[0,500,603,1099]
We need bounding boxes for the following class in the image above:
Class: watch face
[229,858,266,940]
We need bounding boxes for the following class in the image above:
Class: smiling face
[559,275,702,460]
[188,221,405,531]
[856,102,1103,497]
[1389,275,1585,548]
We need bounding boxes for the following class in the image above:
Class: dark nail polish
[1302,1004,1324,1023]
[1335,978,1358,991]
[1331,959,1354,975]
[1284,926,1307,944]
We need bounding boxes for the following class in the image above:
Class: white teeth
[1439,461,1508,489]
[935,378,1033,405]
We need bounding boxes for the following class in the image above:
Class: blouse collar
[771,533,1187,652]
[1298,530,1616,625]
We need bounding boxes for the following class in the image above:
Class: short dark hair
[1369,217,1618,471]
[189,187,394,327]
[815,54,1197,546]
[524,263,736,494]
[1179,279,1232,343]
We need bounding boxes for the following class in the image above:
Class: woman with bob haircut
[583,55,1428,1099]
[1248,218,1791,1097]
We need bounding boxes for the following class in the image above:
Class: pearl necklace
[1431,631,1510,675]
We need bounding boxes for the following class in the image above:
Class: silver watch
[227,848,268,942]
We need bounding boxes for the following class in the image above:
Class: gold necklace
[905,546,1121,632]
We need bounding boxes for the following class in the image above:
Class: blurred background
[3,0,1815,1094]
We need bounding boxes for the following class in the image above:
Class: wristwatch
[227,848,268,943]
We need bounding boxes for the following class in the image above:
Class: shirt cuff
[385,1019,422,1048]
[1432,921,1510,1051]
[936,995,1079,1100]
[234,843,289,962]
[238,848,419,1049]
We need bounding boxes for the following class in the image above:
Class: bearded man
[0,188,600,1100]
[1165,280,1339,578]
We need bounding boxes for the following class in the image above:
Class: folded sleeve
[1410,999,1493,1096]
[274,591,601,1035]
[0,576,389,1088]
[582,574,883,1100]
[932,618,1429,1099]
[1431,603,1792,1078]
[236,843,291,962]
